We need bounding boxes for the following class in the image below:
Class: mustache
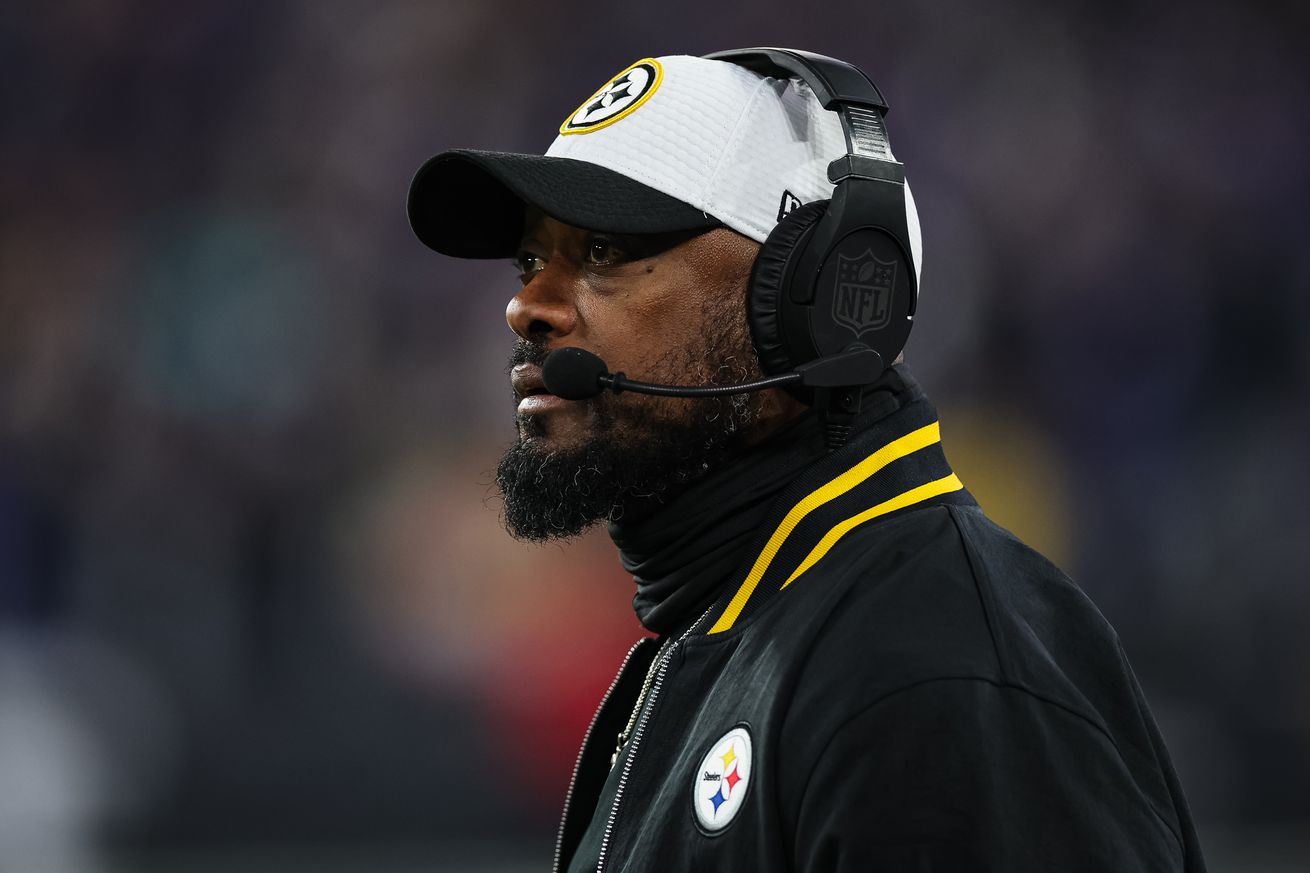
[508,337,549,370]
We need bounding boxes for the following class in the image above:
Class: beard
[495,297,768,542]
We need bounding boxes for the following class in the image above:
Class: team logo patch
[833,250,896,336]
[559,58,663,135]
[777,190,803,221]
[693,726,752,832]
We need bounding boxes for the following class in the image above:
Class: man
[408,50,1206,872]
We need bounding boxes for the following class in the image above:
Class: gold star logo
[719,742,737,770]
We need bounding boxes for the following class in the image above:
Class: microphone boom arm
[540,345,884,400]
[602,371,801,397]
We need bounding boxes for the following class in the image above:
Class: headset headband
[702,48,904,187]
[705,48,916,320]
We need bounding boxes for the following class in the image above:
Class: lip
[517,393,570,414]
[511,363,545,400]
[512,362,568,414]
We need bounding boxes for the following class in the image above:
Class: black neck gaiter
[607,411,828,635]
[607,367,917,636]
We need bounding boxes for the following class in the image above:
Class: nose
[506,267,578,342]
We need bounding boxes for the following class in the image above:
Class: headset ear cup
[748,201,829,377]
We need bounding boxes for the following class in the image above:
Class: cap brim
[407,149,720,259]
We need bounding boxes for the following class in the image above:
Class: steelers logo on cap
[559,58,663,135]
[693,726,752,833]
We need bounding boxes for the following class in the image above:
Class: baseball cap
[407,54,922,280]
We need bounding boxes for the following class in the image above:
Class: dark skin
[506,210,807,449]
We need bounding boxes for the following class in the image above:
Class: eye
[585,234,627,266]
[512,251,545,284]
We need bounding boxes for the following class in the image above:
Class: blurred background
[2,0,1308,870]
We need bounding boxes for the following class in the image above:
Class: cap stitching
[699,74,775,240]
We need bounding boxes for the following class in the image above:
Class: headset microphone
[542,346,884,407]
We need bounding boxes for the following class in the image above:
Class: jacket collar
[696,366,976,636]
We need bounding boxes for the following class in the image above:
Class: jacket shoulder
[775,502,1128,717]
[769,503,1193,865]
[774,503,1006,701]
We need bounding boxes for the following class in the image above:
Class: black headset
[704,48,917,445]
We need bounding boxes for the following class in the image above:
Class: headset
[709,47,917,445]
[542,48,917,449]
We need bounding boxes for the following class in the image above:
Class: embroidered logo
[777,189,803,221]
[560,58,663,135]
[833,250,896,336]
[693,726,752,832]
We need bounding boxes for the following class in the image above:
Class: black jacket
[555,371,1207,872]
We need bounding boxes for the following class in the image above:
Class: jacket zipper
[552,639,649,873]
[595,608,711,873]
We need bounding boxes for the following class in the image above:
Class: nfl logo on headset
[833,250,897,337]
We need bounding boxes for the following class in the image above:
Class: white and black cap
[408,54,921,280]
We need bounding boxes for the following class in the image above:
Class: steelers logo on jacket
[693,726,753,832]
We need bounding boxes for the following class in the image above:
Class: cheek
[631,283,707,347]
[577,273,710,372]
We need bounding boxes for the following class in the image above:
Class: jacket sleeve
[789,677,1186,872]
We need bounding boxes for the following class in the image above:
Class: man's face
[495,210,800,541]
